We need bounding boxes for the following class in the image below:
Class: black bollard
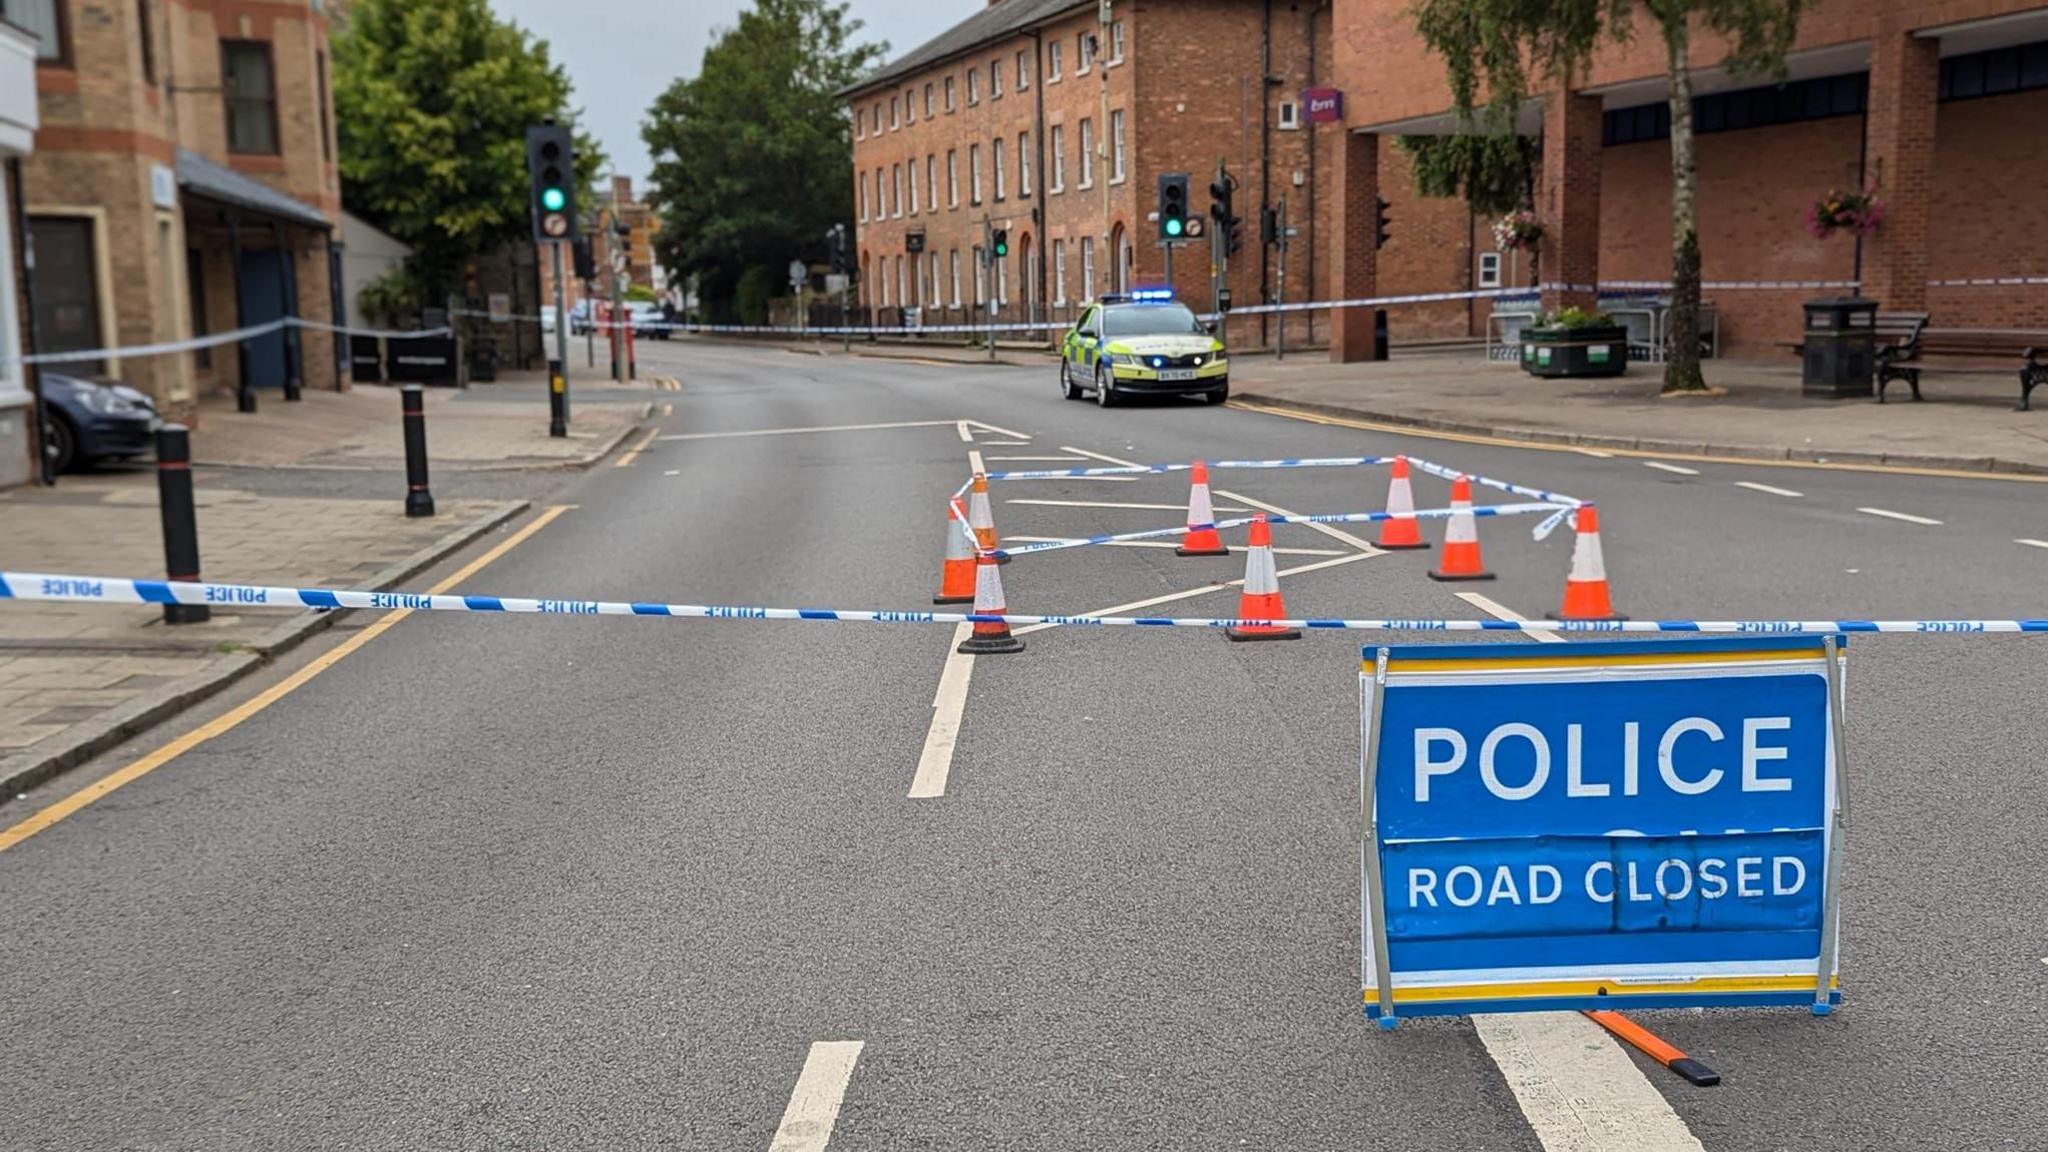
[548,357,568,438]
[155,424,210,625]
[401,384,435,518]
[1373,308,1390,362]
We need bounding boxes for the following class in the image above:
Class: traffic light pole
[551,239,571,433]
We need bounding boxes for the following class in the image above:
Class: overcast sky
[489,0,982,188]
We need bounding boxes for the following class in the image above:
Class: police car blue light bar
[1129,287,1176,303]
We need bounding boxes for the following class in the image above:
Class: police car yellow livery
[1059,289,1229,407]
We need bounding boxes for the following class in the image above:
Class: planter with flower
[1519,306,1629,379]
[1492,209,1544,253]
[1805,188,1884,240]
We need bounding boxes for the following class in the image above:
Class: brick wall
[1927,87,2048,327]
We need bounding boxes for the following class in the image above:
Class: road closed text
[1404,854,1809,910]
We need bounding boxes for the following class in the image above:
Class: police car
[1058,289,1229,407]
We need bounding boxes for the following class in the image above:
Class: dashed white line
[2016,538,2048,550]
[955,420,974,442]
[1004,534,1342,557]
[998,474,1139,483]
[1858,506,1943,526]
[769,1040,865,1152]
[662,469,680,476]
[1643,461,1700,476]
[977,440,1032,446]
[1453,591,1565,645]
[986,455,1089,462]
[1476,1013,1706,1152]
[1735,480,1804,497]
[910,625,976,799]
[1005,498,1249,513]
[967,449,986,475]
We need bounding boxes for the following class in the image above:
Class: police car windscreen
[1103,303,1204,338]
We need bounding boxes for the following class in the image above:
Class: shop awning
[175,148,332,231]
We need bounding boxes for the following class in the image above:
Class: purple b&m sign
[1304,87,1343,123]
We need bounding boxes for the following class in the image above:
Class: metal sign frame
[1359,636,1848,1030]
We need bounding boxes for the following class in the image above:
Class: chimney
[612,175,633,203]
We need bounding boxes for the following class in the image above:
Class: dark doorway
[236,246,287,388]
[29,216,104,375]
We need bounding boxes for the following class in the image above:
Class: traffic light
[1375,196,1392,250]
[1261,207,1278,247]
[992,228,1009,258]
[525,121,578,244]
[572,235,595,281]
[1210,172,1242,256]
[1157,173,1189,241]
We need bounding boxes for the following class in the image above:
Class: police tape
[4,571,2042,635]
[12,319,454,366]
[989,502,1572,559]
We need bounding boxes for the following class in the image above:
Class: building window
[1018,131,1032,197]
[859,171,869,221]
[222,40,280,155]
[1048,41,1063,82]
[950,249,961,307]
[908,160,919,214]
[1081,236,1096,301]
[28,217,105,373]
[1478,252,1502,288]
[1016,49,1030,89]
[927,154,938,212]
[1049,124,1065,192]
[896,255,906,309]
[945,75,956,110]
[905,88,916,123]
[991,57,1003,99]
[892,164,903,217]
[872,103,881,133]
[1053,239,1067,305]
[1077,30,1094,74]
[6,0,67,63]
[1077,117,1094,189]
[970,143,982,204]
[996,247,1007,305]
[993,137,1006,200]
[972,247,985,306]
[948,149,959,206]
[1110,20,1125,64]
[925,82,934,117]
[890,95,900,129]
[855,106,865,139]
[138,0,157,84]
[968,67,980,105]
[1110,109,1126,183]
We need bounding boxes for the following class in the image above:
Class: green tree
[1397,134,1539,218]
[1412,0,1806,391]
[642,0,884,323]
[335,0,604,301]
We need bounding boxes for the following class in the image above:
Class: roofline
[838,0,1093,101]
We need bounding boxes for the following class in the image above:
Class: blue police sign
[1359,636,1847,1027]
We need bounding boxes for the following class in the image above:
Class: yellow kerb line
[0,505,572,855]
[614,426,661,468]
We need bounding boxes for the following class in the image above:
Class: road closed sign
[1358,637,1847,1027]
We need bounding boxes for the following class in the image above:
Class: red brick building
[845,0,1344,347]
[1325,0,2048,360]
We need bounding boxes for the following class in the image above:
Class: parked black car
[38,371,159,472]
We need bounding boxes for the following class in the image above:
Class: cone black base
[933,593,973,605]
[958,633,1025,654]
[1377,541,1430,551]
[1226,627,1302,642]
[1175,545,1231,557]
[1428,570,1496,582]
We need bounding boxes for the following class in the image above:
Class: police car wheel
[1060,361,1082,400]
[1094,365,1118,407]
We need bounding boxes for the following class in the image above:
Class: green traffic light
[1165,217,1184,237]
[541,187,567,212]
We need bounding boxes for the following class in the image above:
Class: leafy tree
[642,0,884,323]
[335,0,604,301]
[1397,134,1540,218]
[1412,0,1806,391]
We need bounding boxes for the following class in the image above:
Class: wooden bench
[1913,329,2048,411]
[1781,312,1928,401]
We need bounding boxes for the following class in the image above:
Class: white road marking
[769,1040,865,1152]
[967,449,986,475]
[1643,461,1700,476]
[663,470,680,476]
[1735,480,1804,497]
[1214,487,1383,555]
[1005,498,1249,513]
[955,420,974,442]
[1573,447,1614,458]
[1858,506,1943,526]
[2016,538,2048,550]
[1475,1013,1706,1152]
[999,474,1138,482]
[910,625,976,799]
[967,419,1032,440]
[1059,445,1144,466]
[660,419,958,441]
[978,440,1032,446]
[987,455,1089,462]
[1004,535,1342,557]
[1010,551,1377,636]
[1454,591,1566,645]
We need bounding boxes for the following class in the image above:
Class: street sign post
[1359,636,1847,1029]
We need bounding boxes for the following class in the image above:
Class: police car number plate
[1158,369,1197,381]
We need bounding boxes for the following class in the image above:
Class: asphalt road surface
[4,340,2045,1151]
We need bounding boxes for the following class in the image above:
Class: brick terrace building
[1324,0,2048,360]
[16,0,343,418]
[846,0,1344,348]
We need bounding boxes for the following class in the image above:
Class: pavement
[1,339,2044,1150]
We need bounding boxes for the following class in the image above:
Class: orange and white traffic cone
[967,473,1007,564]
[1428,474,1495,582]
[934,500,977,604]
[1225,514,1302,641]
[1175,460,1230,556]
[957,551,1025,654]
[1551,505,1626,621]
[1378,456,1429,550]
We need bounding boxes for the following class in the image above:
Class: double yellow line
[0,505,571,855]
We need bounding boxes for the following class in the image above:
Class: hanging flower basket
[1492,209,1543,253]
[1805,188,1885,239]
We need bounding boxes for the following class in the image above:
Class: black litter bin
[1802,297,1877,398]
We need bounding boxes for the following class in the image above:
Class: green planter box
[1521,325,1629,378]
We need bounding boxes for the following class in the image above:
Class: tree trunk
[1662,15,1706,392]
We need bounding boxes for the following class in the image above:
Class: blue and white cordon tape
[3,573,2042,636]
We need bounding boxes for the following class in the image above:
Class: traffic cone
[1225,514,1301,641]
[957,551,1025,654]
[1378,456,1429,550]
[934,500,977,604]
[1175,460,1230,556]
[1550,505,1626,621]
[1428,474,1495,582]
[967,473,1007,564]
